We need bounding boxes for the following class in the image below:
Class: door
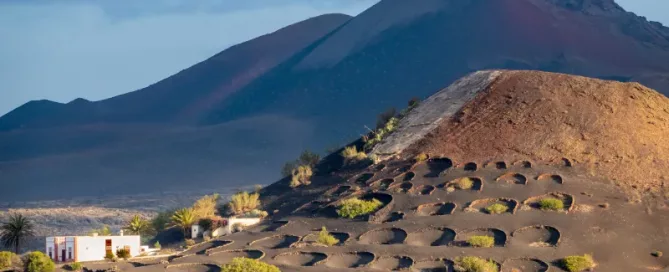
[105,239,112,256]
[61,249,66,262]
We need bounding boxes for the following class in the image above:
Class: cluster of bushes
[467,235,495,248]
[290,165,313,188]
[341,146,370,166]
[281,150,320,188]
[362,97,421,151]
[453,256,498,272]
[0,251,21,270]
[539,198,565,211]
[561,254,595,272]
[316,227,339,246]
[220,257,280,272]
[65,262,83,271]
[115,249,130,260]
[336,198,383,219]
[227,191,261,215]
[15,251,56,272]
[451,177,474,190]
[485,203,508,214]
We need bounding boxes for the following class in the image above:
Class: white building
[191,216,262,239]
[46,233,141,263]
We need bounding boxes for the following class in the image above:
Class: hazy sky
[0,0,667,116]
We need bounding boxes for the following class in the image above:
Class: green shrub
[0,251,19,269]
[228,191,260,215]
[185,239,196,247]
[316,227,339,246]
[452,177,474,190]
[290,165,313,187]
[561,254,595,272]
[485,203,509,214]
[414,153,428,162]
[153,241,161,249]
[151,210,173,233]
[104,251,115,261]
[281,150,320,177]
[23,251,55,272]
[467,236,495,248]
[341,146,368,165]
[652,250,663,257]
[66,262,83,271]
[453,256,498,272]
[220,257,280,272]
[336,198,383,219]
[115,248,130,260]
[192,193,220,220]
[539,198,565,211]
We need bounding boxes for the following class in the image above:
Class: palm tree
[1,213,35,253]
[171,208,196,238]
[124,215,151,236]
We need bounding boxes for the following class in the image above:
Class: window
[68,247,72,260]
[48,247,53,258]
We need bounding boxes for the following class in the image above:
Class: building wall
[45,237,75,262]
[74,236,141,262]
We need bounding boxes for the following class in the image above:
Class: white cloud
[0,1,378,115]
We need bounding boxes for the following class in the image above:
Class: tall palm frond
[0,213,35,253]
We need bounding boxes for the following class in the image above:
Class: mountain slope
[207,0,669,128]
[0,13,352,131]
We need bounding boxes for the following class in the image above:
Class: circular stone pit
[166,263,221,272]
[249,235,300,249]
[352,172,375,185]
[501,258,549,272]
[416,202,457,216]
[407,227,456,246]
[421,158,454,177]
[208,249,265,263]
[464,162,478,171]
[371,178,395,190]
[511,225,560,247]
[414,184,435,195]
[370,256,413,271]
[325,252,375,269]
[442,177,483,191]
[301,231,350,246]
[496,172,528,185]
[383,211,405,223]
[413,259,453,272]
[273,251,328,267]
[523,192,574,212]
[467,198,518,214]
[358,228,407,245]
[536,174,563,184]
[389,182,413,193]
[456,228,507,247]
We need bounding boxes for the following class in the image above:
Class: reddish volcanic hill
[373,70,669,196]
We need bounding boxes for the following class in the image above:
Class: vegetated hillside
[4,0,669,202]
[373,70,669,196]
[9,71,669,271]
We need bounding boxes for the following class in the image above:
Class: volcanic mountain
[64,71,669,272]
[3,0,669,201]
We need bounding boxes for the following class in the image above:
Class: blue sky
[0,0,667,116]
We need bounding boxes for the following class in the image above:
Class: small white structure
[191,225,202,239]
[46,233,141,262]
[192,216,262,238]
